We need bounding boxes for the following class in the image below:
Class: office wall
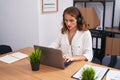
[0,0,119,51]
[0,0,73,51]
[38,0,73,46]
[0,0,40,50]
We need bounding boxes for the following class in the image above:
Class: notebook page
[10,52,28,59]
[0,55,19,64]
[106,70,120,80]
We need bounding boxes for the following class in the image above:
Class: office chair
[92,57,101,64]
[0,45,12,54]
[102,55,120,69]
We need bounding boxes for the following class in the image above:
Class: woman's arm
[82,30,93,61]
[63,55,88,62]
[63,31,93,62]
[48,33,62,49]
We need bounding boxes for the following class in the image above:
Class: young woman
[49,6,93,62]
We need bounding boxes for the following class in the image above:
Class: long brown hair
[61,6,88,34]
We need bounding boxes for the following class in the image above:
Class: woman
[49,6,93,62]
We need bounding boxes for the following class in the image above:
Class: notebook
[34,45,73,69]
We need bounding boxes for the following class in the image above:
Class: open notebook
[106,70,120,80]
[72,64,109,80]
[0,52,28,64]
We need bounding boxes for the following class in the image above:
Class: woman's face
[64,13,77,31]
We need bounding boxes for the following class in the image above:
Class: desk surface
[0,47,119,80]
[105,28,120,34]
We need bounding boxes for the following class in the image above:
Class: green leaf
[29,48,42,64]
[82,67,95,80]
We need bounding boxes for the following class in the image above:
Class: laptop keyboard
[64,61,73,67]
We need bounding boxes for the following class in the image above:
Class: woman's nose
[66,21,71,25]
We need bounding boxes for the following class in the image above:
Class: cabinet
[73,0,116,30]
[73,0,120,61]
[105,29,120,56]
[105,37,120,56]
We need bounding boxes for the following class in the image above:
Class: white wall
[0,0,40,50]
[0,0,119,51]
[38,0,73,46]
[0,0,73,51]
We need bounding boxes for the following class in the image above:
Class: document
[106,70,120,80]
[72,64,109,80]
[10,52,28,59]
[0,52,28,64]
[0,55,19,64]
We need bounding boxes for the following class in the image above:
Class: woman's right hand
[63,55,74,62]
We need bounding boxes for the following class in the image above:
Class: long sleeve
[48,33,62,49]
[49,30,93,61]
[82,31,93,61]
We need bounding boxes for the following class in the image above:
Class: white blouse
[49,30,93,61]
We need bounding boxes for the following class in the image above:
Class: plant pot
[31,63,40,71]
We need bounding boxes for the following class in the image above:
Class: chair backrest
[102,56,120,69]
[0,45,12,54]
[92,57,101,64]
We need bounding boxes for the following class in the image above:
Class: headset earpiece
[77,16,82,24]
[77,10,82,24]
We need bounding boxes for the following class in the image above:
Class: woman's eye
[65,19,74,23]
[70,20,74,22]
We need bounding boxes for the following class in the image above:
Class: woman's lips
[67,26,71,29]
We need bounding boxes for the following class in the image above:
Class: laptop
[34,45,73,69]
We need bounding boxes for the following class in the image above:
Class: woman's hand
[63,55,74,62]
[63,55,88,62]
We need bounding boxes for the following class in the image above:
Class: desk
[0,47,119,80]
[105,28,120,34]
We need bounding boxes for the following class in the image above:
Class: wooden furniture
[73,0,120,62]
[0,47,120,80]
[105,28,120,56]
[105,28,120,34]
[73,0,116,30]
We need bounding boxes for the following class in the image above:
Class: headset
[77,9,82,24]
[63,7,83,24]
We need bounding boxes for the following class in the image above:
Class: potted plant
[81,67,95,80]
[29,48,42,71]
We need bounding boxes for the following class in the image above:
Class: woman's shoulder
[57,31,67,38]
[78,30,91,34]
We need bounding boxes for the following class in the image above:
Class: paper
[0,52,28,64]
[72,64,109,80]
[106,70,120,80]
[10,52,28,59]
[0,55,19,64]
